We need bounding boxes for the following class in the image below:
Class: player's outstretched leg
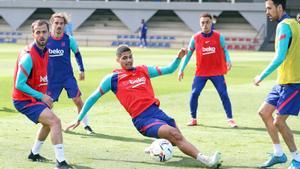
[158,125,221,168]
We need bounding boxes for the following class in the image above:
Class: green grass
[0,44,299,169]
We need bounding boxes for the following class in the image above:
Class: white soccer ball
[149,139,173,162]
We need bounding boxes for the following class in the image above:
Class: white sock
[196,153,210,165]
[291,151,300,162]
[54,144,65,162]
[82,115,89,127]
[31,140,44,155]
[273,144,284,156]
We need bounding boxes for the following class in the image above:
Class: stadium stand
[0,1,267,50]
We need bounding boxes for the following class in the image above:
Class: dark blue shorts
[47,76,81,101]
[265,84,300,116]
[132,104,176,138]
[13,100,48,124]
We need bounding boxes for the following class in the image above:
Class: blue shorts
[13,100,48,124]
[47,76,81,101]
[265,84,300,116]
[132,104,176,138]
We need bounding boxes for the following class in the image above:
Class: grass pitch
[0,44,299,169]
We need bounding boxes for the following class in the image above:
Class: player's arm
[254,23,291,85]
[220,35,232,70]
[77,74,112,122]
[178,36,195,81]
[147,48,187,78]
[70,36,85,80]
[15,54,43,100]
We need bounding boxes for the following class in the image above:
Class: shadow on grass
[65,131,153,144]
[197,124,300,135]
[89,155,260,168]
[89,155,206,168]
[0,107,16,113]
[72,164,95,169]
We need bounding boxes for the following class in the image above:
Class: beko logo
[48,49,64,57]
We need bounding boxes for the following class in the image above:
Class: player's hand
[177,48,187,59]
[79,71,85,81]
[42,94,53,109]
[227,62,232,71]
[253,75,262,86]
[178,71,184,81]
[64,120,80,132]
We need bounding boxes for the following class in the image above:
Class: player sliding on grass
[66,45,222,168]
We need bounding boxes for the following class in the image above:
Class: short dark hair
[31,20,49,33]
[200,13,212,20]
[266,0,286,10]
[116,45,131,57]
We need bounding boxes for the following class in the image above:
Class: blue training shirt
[77,57,182,121]
[47,33,84,83]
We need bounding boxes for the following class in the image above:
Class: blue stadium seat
[117,35,122,39]
[169,36,175,40]
[111,41,120,46]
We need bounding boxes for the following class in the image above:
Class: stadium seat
[111,41,120,46]
[234,45,241,50]
[241,45,248,50]
[253,38,259,44]
[238,37,245,42]
[248,45,255,50]
[226,45,233,50]
[169,36,175,40]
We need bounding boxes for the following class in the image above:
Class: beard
[36,38,47,48]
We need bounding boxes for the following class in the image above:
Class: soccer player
[47,12,94,134]
[12,20,72,169]
[297,13,300,23]
[178,13,237,128]
[139,19,148,48]
[254,0,300,168]
[66,45,222,168]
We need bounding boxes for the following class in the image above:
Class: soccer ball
[149,139,173,162]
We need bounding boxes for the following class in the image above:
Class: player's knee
[169,128,183,142]
[273,119,284,129]
[258,109,269,119]
[73,97,83,106]
[50,116,61,128]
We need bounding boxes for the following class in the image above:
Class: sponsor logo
[48,48,64,57]
[129,77,146,88]
[39,75,48,87]
[202,46,216,55]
